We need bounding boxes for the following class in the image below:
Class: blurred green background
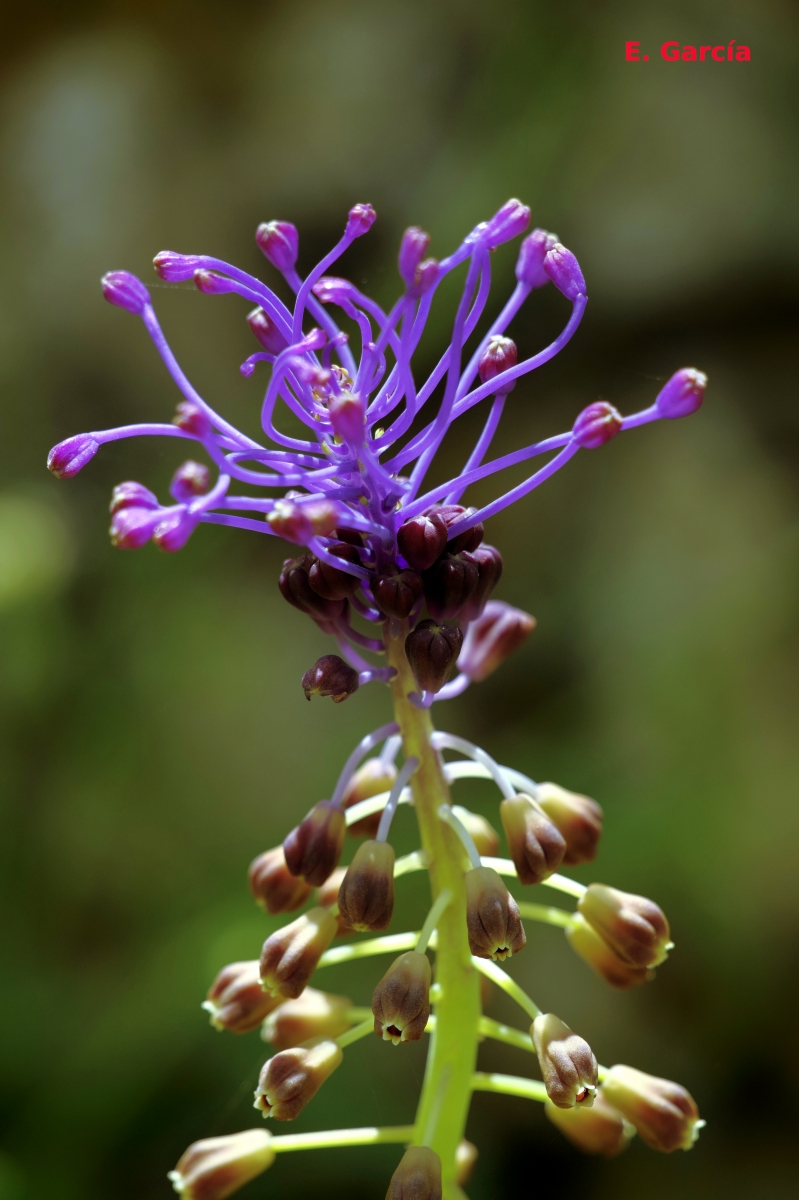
[1,1,798,1197]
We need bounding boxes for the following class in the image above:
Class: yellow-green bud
[499,794,566,885]
[261,987,353,1049]
[254,1037,343,1121]
[601,1064,703,1152]
[578,883,671,968]
[168,1129,275,1199]
[535,782,603,865]
[545,1092,634,1157]
[259,906,338,1000]
[342,757,397,838]
[566,914,655,989]
[531,1012,598,1109]
[451,805,499,857]
[386,1146,442,1200]
[465,866,526,960]
[455,1139,478,1185]
[372,950,431,1044]
[337,839,396,931]
[203,960,281,1034]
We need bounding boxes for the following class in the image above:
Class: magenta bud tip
[572,402,623,449]
[347,203,376,237]
[255,221,299,272]
[543,242,586,301]
[153,251,201,282]
[47,434,99,479]
[101,271,150,315]
[655,368,707,419]
[516,228,558,288]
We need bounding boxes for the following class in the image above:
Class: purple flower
[655,368,708,419]
[47,433,99,479]
[572,402,623,449]
[543,243,586,300]
[398,227,431,288]
[101,271,151,316]
[256,221,299,272]
[516,229,558,289]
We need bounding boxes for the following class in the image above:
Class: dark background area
[1,1,798,1197]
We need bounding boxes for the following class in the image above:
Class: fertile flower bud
[499,794,566,885]
[284,800,346,885]
[459,600,536,682]
[269,502,312,544]
[193,270,236,295]
[485,198,531,248]
[302,499,341,538]
[153,251,201,281]
[337,839,396,932]
[543,242,586,300]
[109,481,159,514]
[432,504,484,555]
[101,270,151,315]
[535,783,603,865]
[405,620,463,694]
[572,402,623,449]
[397,511,448,571]
[254,1037,342,1120]
[249,846,313,915]
[460,544,503,621]
[655,368,707,419]
[346,202,376,237]
[566,915,654,989]
[328,391,365,445]
[386,1146,442,1200]
[373,565,424,619]
[478,336,518,387]
[451,806,499,857]
[372,950,431,1044]
[342,758,397,838]
[261,987,352,1049]
[545,1091,634,1157]
[311,866,351,934]
[515,228,558,288]
[153,509,199,553]
[260,906,338,999]
[255,221,299,271]
[422,553,479,621]
[109,505,162,549]
[398,226,431,287]
[307,544,361,600]
[312,276,354,305]
[170,461,210,502]
[168,1129,275,1199]
[173,401,211,439]
[465,866,526,960]
[246,307,288,354]
[301,655,360,704]
[578,884,671,968]
[47,434,100,479]
[531,1013,598,1109]
[601,1065,703,1152]
[455,1139,478,1186]
[203,960,281,1034]
[410,258,439,297]
[278,555,348,621]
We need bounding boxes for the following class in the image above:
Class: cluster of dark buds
[49,199,705,1198]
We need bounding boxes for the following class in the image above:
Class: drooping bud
[405,620,463,694]
[173,400,211,439]
[430,504,484,555]
[261,987,352,1049]
[301,655,360,704]
[386,1146,442,1200]
[545,1091,634,1157]
[478,336,518,389]
[655,368,707,420]
[193,269,237,295]
[203,960,281,1034]
[460,544,503,621]
[373,565,424,619]
[600,1065,703,1153]
[307,542,362,600]
[465,866,526,960]
[278,555,348,621]
[572,402,623,449]
[337,840,395,932]
[397,511,448,571]
[515,228,558,288]
[342,758,397,838]
[578,884,671,968]
[170,461,210,502]
[249,846,313,915]
[543,242,586,300]
[566,914,654,989]
[535,782,603,865]
[254,1037,342,1120]
[153,251,201,281]
[328,391,365,445]
[168,1129,275,1199]
[459,600,536,682]
[283,800,346,885]
[372,950,431,1044]
[451,806,499,857]
[398,226,431,288]
[247,307,288,354]
[422,552,479,621]
[47,434,100,479]
[255,221,299,271]
[346,203,377,237]
[485,198,531,248]
[101,270,151,315]
[260,906,338,999]
[455,1139,478,1186]
[109,505,162,549]
[109,481,159,515]
[153,509,199,553]
[499,794,566,885]
[531,1013,598,1109]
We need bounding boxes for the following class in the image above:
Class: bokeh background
[1,1,798,1197]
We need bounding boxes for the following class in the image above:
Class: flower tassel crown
[49,200,706,1199]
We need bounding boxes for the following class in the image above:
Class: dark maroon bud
[397,511,448,571]
[301,655,359,703]
[247,306,288,354]
[249,846,313,914]
[170,460,210,502]
[422,553,479,621]
[283,800,346,886]
[278,556,348,621]
[459,544,503,621]
[307,542,362,600]
[334,527,364,547]
[427,504,484,554]
[405,620,463,693]
[478,335,518,386]
[373,565,424,619]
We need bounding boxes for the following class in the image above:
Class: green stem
[270,1125,416,1152]
[471,1072,548,1103]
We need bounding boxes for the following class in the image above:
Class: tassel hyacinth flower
[49,199,706,1197]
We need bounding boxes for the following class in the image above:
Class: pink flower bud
[47,434,99,479]
[405,620,463,694]
[572,402,623,449]
[458,600,536,682]
[283,800,346,885]
[312,276,354,304]
[578,883,671,968]
[246,307,287,354]
[535,782,603,865]
[193,270,237,295]
[153,251,201,282]
[261,987,353,1049]
[398,226,431,287]
[532,1012,598,1109]
[386,1147,442,1200]
[342,758,398,839]
[301,655,360,704]
[255,221,299,271]
[170,461,210,502]
[566,914,655,989]
[153,509,199,552]
[373,565,424,620]
[328,391,365,444]
[543,242,586,300]
[203,960,281,1034]
[254,1037,342,1120]
[499,794,566,885]
[109,505,162,549]
[268,501,313,544]
[168,1128,275,1199]
[173,401,211,439]
[465,866,526,960]
[337,839,396,932]
[515,229,558,288]
[372,950,431,1044]
[409,258,439,297]
[346,203,376,237]
[601,1064,703,1152]
[249,846,313,915]
[101,270,151,315]
[478,336,518,387]
[486,198,531,248]
[397,510,448,571]
[302,499,341,538]
[109,481,159,515]
[260,906,338,1000]
[545,1091,634,1157]
[655,368,707,419]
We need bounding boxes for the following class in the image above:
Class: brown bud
[566,914,654,989]
[535,783,603,865]
[342,757,397,838]
[307,542,362,600]
[168,1129,275,1199]
[578,884,671,968]
[455,1139,478,1186]
[386,1146,442,1200]
[422,552,479,621]
[465,866,526,960]
[283,801,346,886]
[372,950,431,1044]
[397,511,448,571]
[459,600,535,682]
[337,840,396,932]
[601,1064,703,1152]
[260,906,338,999]
[248,846,313,915]
[203,961,281,1034]
[531,1013,598,1109]
[499,794,566,885]
[278,555,347,620]
[431,503,484,555]
[301,655,360,704]
[261,987,352,1049]
[313,867,352,934]
[451,806,499,857]
[405,619,463,693]
[545,1091,634,1157]
[459,544,503,621]
[254,1037,342,1121]
[373,565,424,619]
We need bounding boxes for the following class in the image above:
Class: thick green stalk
[384,624,481,1198]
